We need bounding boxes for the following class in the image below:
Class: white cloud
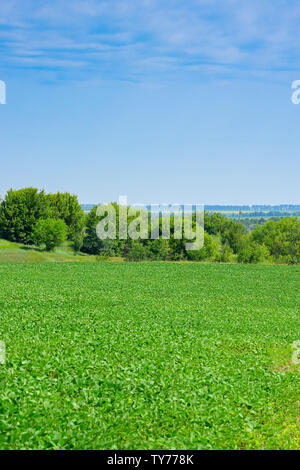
[0,0,299,80]
[14,57,87,68]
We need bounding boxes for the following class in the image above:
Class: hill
[0,239,98,262]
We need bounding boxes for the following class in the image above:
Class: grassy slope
[0,262,299,449]
[0,239,97,262]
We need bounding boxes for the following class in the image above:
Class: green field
[0,239,99,263]
[0,263,299,449]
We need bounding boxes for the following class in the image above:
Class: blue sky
[0,0,299,204]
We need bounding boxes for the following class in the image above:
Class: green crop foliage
[0,263,299,449]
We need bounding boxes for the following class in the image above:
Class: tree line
[0,187,299,264]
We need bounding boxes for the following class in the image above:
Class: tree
[81,206,119,256]
[46,192,84,239]
[125,241,149,261]
[149,238,171,260]
[252,217,300,263]
[0,188,49,244]
[186,232,219,261]
[204,211,227,235]
[221,220,247,253]
[81,206,104,255]
[237,242,270,264]
[72,231,84,254]
[219,243,234,263]
[33,218,68,251]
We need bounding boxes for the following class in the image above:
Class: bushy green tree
[81,206,102,254]
[33,218,68,251]
[46,192,84,239]
[0,188,49,244]
[204,212,227,235]
[149,238,171,260]
[221,220,247,253]
[125,241,149,261]
[186,232,219,261]
[218,243,234,263]
[81,206,119,256]
[238,242,270,264]
[168,238,185,260]
[252,217,300,263]
[72,232,84,254]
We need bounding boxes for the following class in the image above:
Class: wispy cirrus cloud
[0,0,299,81]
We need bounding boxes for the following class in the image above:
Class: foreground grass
[0,239,97,262]
[0,263,299,449]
